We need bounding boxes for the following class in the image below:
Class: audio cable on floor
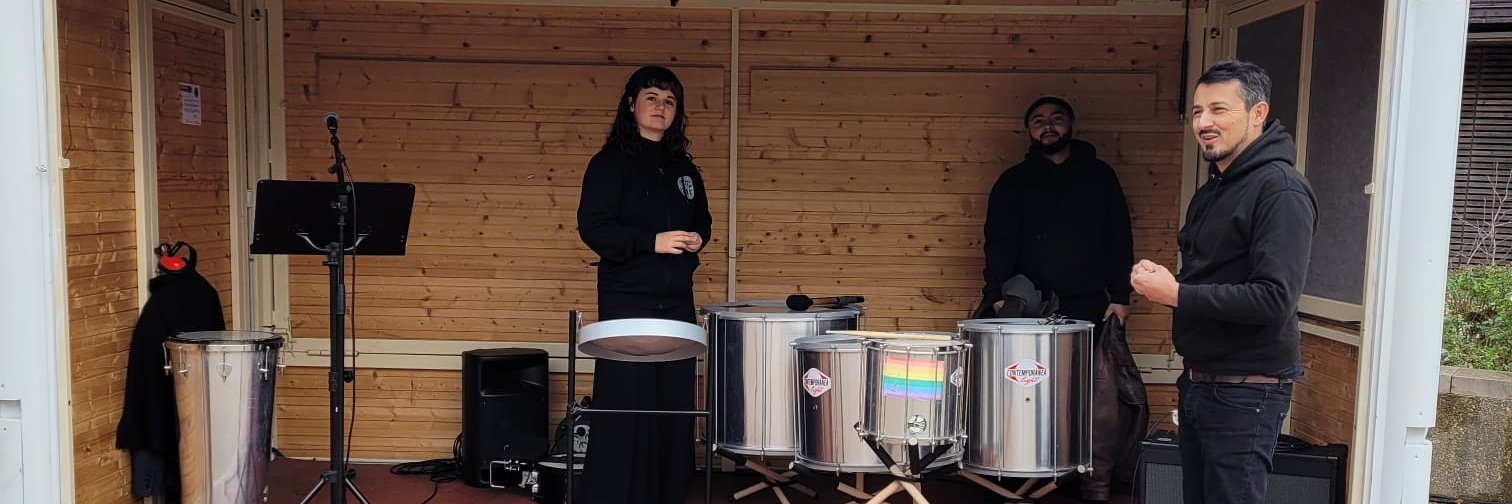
[389,434,463,504]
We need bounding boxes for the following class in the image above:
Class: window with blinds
[1452,43,1512,267]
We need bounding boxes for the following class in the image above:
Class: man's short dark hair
[1197,59,1272,110]
[1023,96,1074,127]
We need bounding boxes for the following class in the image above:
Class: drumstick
[825,330,955,341]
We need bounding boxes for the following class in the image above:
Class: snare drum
[791,335,884,474]
[576,317,707,362]
[958,318,1093,478]
[704,300,864,456]
[530,453,584,504]
[164,331,283,504]
[859,334,969,471]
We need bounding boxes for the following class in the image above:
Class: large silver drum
[791,335,884,474]
[164,330,283,504]
[704,300,864,456]
[959,318,1093,478]
[859,334,969,472]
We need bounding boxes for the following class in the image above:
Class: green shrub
[1442,265,1512,371]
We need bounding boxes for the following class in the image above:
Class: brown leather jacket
[1080,316,1150,501]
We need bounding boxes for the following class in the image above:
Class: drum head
[538,454,585,470]
[578,318,707,362]
[958,318,1095,332]
[700,300,862,320]
[792,334,864,351]
[169,330,283,344]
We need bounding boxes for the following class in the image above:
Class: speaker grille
[1136,431,1347,504]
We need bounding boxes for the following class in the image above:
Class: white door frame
[129,0,255,330]
[1353,0,1469,502]
[0,0,73,502]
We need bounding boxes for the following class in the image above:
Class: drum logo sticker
[802,368,832,397]
[1005,359,1049,387]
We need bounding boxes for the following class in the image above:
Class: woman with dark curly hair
[575,65,711,504]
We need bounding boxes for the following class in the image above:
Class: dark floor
[268,457,1132,504]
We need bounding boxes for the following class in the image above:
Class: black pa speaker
[461,348,550,487]
[1136,430,1348,504]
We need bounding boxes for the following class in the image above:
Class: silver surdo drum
[791,334,884,474]
[164,330,283,504]
[859,333,969,472]
[959,318,1093,478]
[704,300,864,456]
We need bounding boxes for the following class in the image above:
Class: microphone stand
[296,120,371,504]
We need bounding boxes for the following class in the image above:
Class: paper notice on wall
[179,83,201,126]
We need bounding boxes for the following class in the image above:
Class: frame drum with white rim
[958,318,1093,478]
[791,334,884,474]
[576,317,708,362]
[704,300,864,456]
[164,330,284,504]
[859,333,969,471]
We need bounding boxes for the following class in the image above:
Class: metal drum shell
[858,334,969,472]
[164,330,284,504]
[791,335,886,474]
[958,318,1094,478]
[704,301,864,456]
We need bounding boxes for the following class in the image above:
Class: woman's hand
[655,231,698,254]
[680,232,704,253]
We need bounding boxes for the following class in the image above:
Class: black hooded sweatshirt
[1174,120,1318,376]
[577,137,712,308]
[982,139,1135,307]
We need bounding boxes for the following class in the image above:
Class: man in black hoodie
[1131,60,1318,504]
[979,96,1135,330]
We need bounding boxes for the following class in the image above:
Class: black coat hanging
[115,242,227,501]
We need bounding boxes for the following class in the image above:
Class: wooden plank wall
[153,10,234,320]
[278,1,733,459]
[732,10,1183,345]
[276,0,1186,460]
[1293,333,1360,445]
[59,0,141,502]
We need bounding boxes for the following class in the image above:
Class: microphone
[324,112,339,135]
[786,294,864,311]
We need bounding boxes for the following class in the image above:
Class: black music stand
[250,178,415,504]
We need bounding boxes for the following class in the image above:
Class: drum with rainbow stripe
[858,333,970,473]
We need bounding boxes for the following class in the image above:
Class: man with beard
[1131,60,1317,504]
[979,96,1134,330]
[978,97,1138,503]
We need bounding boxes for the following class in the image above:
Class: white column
[0,0,72,503]
[1354,0,1470,503]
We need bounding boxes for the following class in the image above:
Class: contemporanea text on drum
[540,294,1098,504]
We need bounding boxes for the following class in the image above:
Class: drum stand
[855,430,958,504]
[957,472,1061,503]
[564,310,714,504]
[788,461,876,504]
[715,448,817,504]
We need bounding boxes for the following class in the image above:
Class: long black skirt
[579,300,697,504]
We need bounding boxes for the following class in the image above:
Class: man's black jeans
[1175,371,1294,504]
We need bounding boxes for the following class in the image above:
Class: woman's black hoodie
[577,137,712,308]
[1174,120,1319,376]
